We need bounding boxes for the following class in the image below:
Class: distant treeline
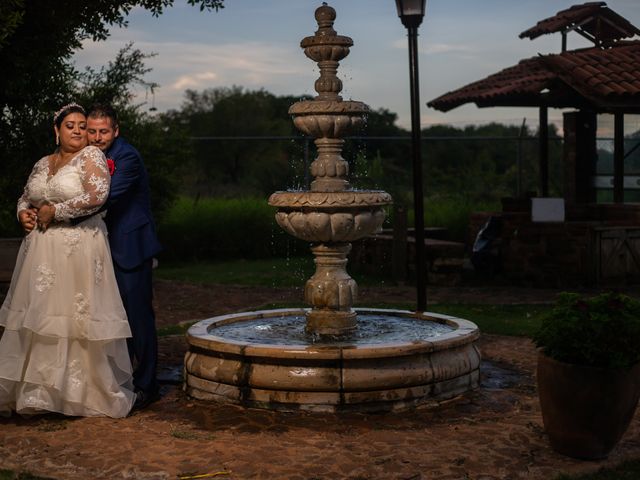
[168,86,565,203]
[0,41,567,245]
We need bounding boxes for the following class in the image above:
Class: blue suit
[105,137,162,395]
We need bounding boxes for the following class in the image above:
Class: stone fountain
[184,3,480,412]
[269,2,392,337]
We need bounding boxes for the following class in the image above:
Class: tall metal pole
[517,118,526,197]
[407,25,427,311]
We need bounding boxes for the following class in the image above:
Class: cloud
[391,38,473,56]
[172,72,218,90]
[130,38,308,81]
[81,34,381,114]
[422,43,472,55]
[75,35,318,110]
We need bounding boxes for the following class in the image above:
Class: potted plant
[534,292,640,459]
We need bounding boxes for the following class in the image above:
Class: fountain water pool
[185,308,480,412]
[184,3,480,412]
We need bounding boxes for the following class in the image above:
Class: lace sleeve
[16,157,48,217]
[54,146,111,221]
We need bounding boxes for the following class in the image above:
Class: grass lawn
[154,257,389,287]
[154,257,314,287]
[363,302,547,338]
[155,259,549,337]
[156,302,548,338]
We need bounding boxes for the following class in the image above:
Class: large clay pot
[537,352,640,459]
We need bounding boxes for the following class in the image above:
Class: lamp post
[396,0,427,311]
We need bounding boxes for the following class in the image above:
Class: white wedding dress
[0,146,135,418]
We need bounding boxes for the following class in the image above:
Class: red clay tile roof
[427,41,640,113]
[428,58,555,111]
[519,2,640,46]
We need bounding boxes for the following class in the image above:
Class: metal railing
[190,134,564,196]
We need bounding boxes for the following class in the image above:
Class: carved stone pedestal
[304,243,357,335]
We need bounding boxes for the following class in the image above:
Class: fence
[190,133,640,203]
[190,135,564,200]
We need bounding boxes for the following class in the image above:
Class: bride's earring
[55,134,59,146]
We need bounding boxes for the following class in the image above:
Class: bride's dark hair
[53,103,86,128]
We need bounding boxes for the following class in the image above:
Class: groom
[86,104,163,410]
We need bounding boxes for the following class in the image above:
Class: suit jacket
[104,137,162,270]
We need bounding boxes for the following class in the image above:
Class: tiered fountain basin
[184,308,481,412]
[269,190,391,242]
[289,100,369,138]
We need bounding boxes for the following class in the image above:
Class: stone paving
[1,281,640,479]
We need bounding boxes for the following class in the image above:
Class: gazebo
[428,2,640,286]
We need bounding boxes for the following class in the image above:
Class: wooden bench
[351,233,466,286]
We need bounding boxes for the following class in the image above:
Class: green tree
[421,121,550,202]
[347,108,410,204]
[0,0,23,49]
[76,43,158,111]
[127,112,190,223]
[177,87,303,197]
[74,45,186,223]
[0,0,224,235]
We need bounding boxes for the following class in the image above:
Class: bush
[157,196,306,261]
[534,292,640,370]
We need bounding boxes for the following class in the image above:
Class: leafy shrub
[534,292,640,370]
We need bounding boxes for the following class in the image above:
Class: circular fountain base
[184,308,481,412]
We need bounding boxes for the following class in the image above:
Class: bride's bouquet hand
[18,207,38,233]
[37,204,56,231]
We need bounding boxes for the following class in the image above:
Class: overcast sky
[73,0,640,130]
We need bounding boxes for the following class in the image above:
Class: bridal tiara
[53,102,85,123]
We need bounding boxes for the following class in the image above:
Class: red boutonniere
[106,158,115,176]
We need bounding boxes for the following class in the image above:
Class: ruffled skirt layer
[0,216,135,418]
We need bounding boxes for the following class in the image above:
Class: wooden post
[563,111,597,205]
[539,105,549,197]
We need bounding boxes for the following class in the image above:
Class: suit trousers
[114,258,158,394]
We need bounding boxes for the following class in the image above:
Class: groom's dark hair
[87,103,119,129]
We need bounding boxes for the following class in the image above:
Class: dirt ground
[2,280,640,480]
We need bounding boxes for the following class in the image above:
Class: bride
[0,103,135,417]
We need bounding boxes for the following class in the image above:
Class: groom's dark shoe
[133,388,161,411]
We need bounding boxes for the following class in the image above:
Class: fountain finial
[314,3,337,36]
[300,3,353,101]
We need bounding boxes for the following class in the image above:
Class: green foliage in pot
[534,292,640,370]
